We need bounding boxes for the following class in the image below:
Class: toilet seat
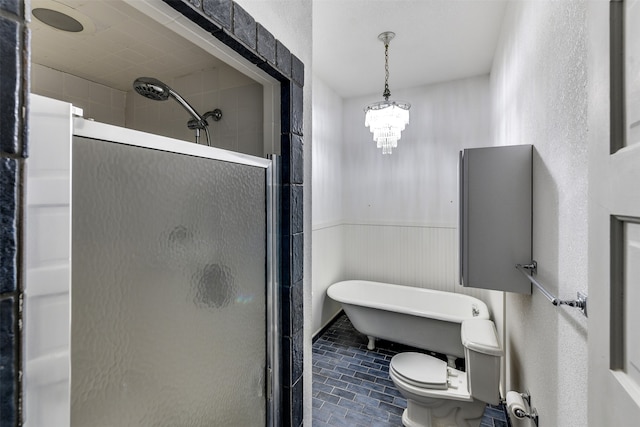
[390,352,448,390]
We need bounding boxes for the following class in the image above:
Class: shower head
[132,77,207,127]
[133,77,171,101]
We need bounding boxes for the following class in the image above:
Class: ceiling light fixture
[364,31,410,155]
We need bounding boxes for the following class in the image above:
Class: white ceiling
[313,0,508,98]
[30,0,508,98]
[30,0,226,92]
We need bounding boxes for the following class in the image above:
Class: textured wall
[491,2,589,426]
[312,76,343,227]
[342,76,492,226]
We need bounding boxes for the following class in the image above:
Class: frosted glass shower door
[71,134,273,426]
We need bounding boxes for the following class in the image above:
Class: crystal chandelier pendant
[364,32,411,154]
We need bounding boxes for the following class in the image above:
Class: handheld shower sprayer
[132,77,222,147]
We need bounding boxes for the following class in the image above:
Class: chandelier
[364,31,411,154]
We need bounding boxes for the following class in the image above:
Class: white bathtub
[327,280,489,360]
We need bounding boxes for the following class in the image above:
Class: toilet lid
[390,352,448,390]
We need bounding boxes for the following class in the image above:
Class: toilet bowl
[389,319,502,427]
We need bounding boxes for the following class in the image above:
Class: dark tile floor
[311,313,510,427]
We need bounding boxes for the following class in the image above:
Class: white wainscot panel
[343,224,456,292]
[311,224,345,335]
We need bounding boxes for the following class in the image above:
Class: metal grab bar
[515,261,588,317]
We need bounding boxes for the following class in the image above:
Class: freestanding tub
[327,280,489,363]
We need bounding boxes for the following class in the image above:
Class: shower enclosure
[25,94,280,426]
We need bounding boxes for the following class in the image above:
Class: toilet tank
[461,319,502,405]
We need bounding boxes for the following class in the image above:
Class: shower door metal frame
[72,117,281,427]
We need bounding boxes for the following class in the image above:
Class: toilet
[389,319,502,427]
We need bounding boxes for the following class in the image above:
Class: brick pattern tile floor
[311,313,510,427]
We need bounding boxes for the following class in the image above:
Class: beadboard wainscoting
[343,222,457,292]
[312,223,345,335]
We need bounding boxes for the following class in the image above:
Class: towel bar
[515,261,588,317]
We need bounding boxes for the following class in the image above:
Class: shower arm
[203,126,212,147]
[168,88,208,130]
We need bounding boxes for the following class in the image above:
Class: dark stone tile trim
[232,3,256,50]
[202,0,231,30]
[0,296,18,427]
[291,54,304,87]
[1,3,27,426]
[161,0,295,81]
[0,0,22,17]
[257,23,276,65]
[0,158,19,294]
[162,0,222,34]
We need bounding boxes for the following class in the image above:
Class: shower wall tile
[31,63,63,97]
[0,158,18,294]
[257,23,276,64]
[32,64,127,127]
[62,73,90,101]
[233,3,256,50]
[200,68,220,93]
[0,297,16,427]
[0,15,20,155]
[237,84,262,133]
[88,82,111,105]
[202,0,232,31]
[219,63,256,89]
